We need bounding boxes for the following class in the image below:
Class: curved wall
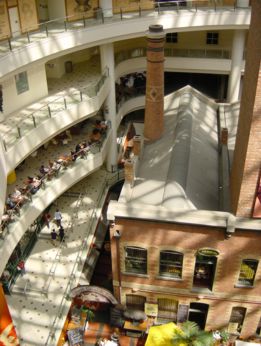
[4,78,110,173]
[0,132,111,275]
[0,9,250,80]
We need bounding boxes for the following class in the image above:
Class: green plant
[173,321,215,346]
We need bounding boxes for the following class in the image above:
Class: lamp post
[113,230,122,303]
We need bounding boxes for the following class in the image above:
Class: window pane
[228,307,246,334]
[125,247,147,274]
[160,251,183,278]
[238,259,258,286]
[206,32,219,45]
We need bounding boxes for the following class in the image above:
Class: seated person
[39,164,50,176]
[51,160,61,174]
[57,154,72,168]
[6,195,17,210]
[10,188,29,206]
[90,129,101,144]
[94,119,107,135]
[27,176,42,194]
[79,141,90,158]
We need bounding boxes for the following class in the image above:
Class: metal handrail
[0,1,247,59]
[2,66,109,150]
[45,169,124,346]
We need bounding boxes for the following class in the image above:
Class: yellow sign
[145,303,158,317]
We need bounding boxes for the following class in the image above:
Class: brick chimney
[144,25,165,142]
[230,0,261,217]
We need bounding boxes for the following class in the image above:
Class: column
[227,30,246,103]
[100,43,118,172]
[99,0,113,17]
[144,25,165,142]
[230,1,261,217]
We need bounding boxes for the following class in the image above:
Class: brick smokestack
[230,0,261,217]
[144,25,165,142]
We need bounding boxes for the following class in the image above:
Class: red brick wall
[110,218,261,337]
[230,0,261,217]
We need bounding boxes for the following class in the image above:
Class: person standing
[51,229,57,246]
[43,212,51,228]
[17,260,25,276]
[54,209,62,226]
[59,225,65,242]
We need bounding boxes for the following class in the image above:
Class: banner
[0,284,19,346]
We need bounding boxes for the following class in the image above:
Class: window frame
[206,32,219,45]
[236,258,259,288]
[166,32,178,43]
[124,246,147,275]
[159,250,183,279]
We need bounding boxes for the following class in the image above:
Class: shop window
[126,294,146,310]
[159,250,183,279]
[166,32,178,43]
[228,307,246,334]
[125,246,147,275]
[206,32,219,45]
[237,259,259,287]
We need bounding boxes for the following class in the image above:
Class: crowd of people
[115,72,146,106]
[1,119,108,236]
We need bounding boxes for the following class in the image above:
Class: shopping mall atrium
[0,1,260,346]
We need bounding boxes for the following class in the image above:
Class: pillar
[99,0,113,17]
[144,25,165,142]
[227,30,246,103]
[100,43,118,172]
[230,1,261,217]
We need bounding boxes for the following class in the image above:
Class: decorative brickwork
[144,25,165,141]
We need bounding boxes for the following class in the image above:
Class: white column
[100,43,118,172]
[99,0,113,17]
[227,30,246,103]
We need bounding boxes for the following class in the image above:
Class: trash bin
[65,60,73,73]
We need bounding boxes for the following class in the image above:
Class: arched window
[159,250,183,279]
[125,246,147,274]
[237,259,259,287]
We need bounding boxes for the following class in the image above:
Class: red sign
[0,284,19,345]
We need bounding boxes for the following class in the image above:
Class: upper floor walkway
[0,3,251,80]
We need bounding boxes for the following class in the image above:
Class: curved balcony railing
[0,129,112,275]
[0,0,246,59]
[2,67,109,152]
[44,170,124,346]
[115,46,231,66]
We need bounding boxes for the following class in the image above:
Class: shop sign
[145,303,158,317]
[197,248,219,257]
[67,327,84,346]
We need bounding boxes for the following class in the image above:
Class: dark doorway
[193,255,217,290]
[188,302,209,330]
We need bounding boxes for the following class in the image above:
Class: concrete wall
[2,63,48,116]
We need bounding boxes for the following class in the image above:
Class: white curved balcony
[0,130,111,275]
[2,72,109,173]
[0,7,250,80]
